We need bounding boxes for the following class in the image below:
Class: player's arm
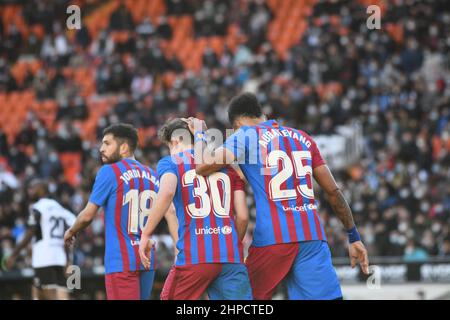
[64,202,99,247]
[64,212,76,269]
[139,173,178,269]
[164,203,179,257]
[65,245,73,270]
[232,166,249,241]
[196,146,235,176]
[184,117,235,176]
[313,164,369,274]
[3,208,42,270]
[64,165,111,247]
[234,190,249,241]
[3,227,35,271]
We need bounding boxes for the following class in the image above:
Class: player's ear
[233,119,241,130]
[119,142,129,156]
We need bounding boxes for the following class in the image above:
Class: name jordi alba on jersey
[89,158,158,274]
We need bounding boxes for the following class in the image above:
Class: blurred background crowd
[0,0,449,296]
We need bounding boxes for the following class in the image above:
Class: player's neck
[121,155,135,161]
[237,116,267,128]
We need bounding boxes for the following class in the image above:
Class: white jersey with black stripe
[27,198,76,268]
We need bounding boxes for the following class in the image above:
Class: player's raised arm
[313,164,369,275]
[184,117,236,176]
[197,146,236,176]
[139,172,178,269]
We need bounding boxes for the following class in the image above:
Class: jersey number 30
[182,170,231,219]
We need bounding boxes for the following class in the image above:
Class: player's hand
[182,117,207,134]
[349,240,369,275]
[5,255,16,270]
[1,255,15,271]
[139,237,155,270]
[64,229,76,247]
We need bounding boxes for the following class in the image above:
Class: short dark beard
[101,148,122,164]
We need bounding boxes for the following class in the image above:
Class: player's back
[28,198,75,268]
[225,119,327,247]
[156,149,244,267]
[89,158,159,274]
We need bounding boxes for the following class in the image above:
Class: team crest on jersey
[221,225,232,235]
[195,226,233,235]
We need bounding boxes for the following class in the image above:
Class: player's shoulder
[294,127,312,139]
[225,125,259,144]
[32,198,60,213]
[95,163,117,177]
[236,124,257,133]
[281,124,303,135]
[143,165,157,177]
[286,126,317,144]
[157,154,175,166]
[156,154,178,173]
[158,151,189,166]
[138,162,159,182]
[32,197,53,208]
[31,198,47,212]
[133,160,154,173]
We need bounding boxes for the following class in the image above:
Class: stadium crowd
[0,0,449,292]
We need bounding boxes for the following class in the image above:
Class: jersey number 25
[265,150,315,201]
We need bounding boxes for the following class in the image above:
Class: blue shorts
[246,240,342,300]
[161,263,252,300]
[140,270,155,300]
[207,264,253,300]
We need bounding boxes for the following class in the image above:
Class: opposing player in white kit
[3,180,76,300]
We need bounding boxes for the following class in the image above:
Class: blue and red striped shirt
[89,158,158,274]
[223,120,327,247]
[157,149,245,266]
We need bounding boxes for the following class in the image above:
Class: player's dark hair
[103,123,139,152]
[158,118,193,146]
[28,178,48,192]
[228,92,263,125]
[27,178,48,199]
[28,178,46,188]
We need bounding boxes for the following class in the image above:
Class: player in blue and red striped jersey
[64,123,178,300]
[187,92,370,300]
[138,118,252,300]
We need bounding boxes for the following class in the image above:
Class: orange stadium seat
[59,152,82,187]
[209,36,224,57]
[2,0,335,151]
[162,72,177,88]
[264,0,313,59]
